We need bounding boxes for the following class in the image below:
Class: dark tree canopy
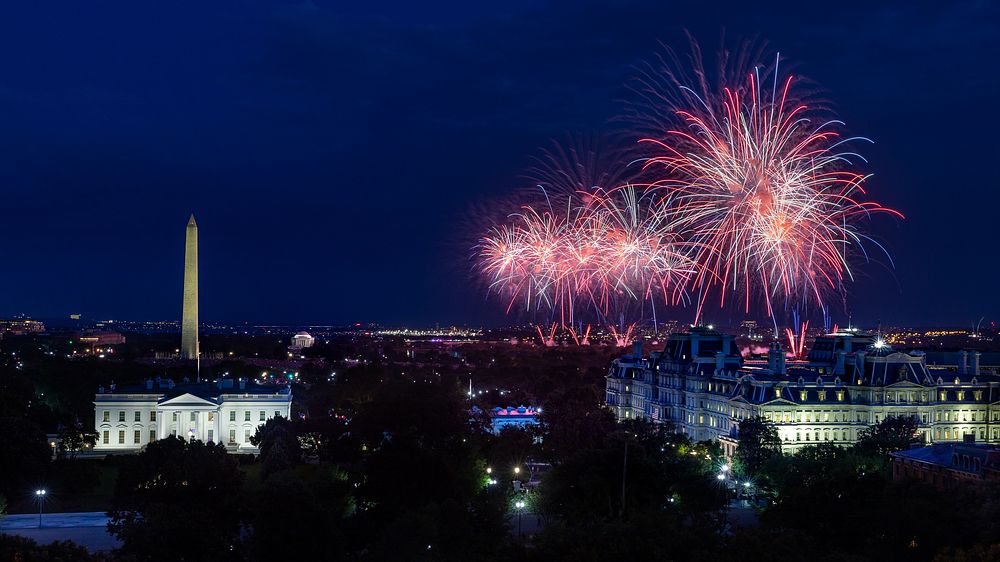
[250,415,302,478]
[855,415,920,455]
[734,415,783,478]
[108,436,245,561]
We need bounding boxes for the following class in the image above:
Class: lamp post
[515,500,525,538]
[34,489,46,528]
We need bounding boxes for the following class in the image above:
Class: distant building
[606,327,1000,456]
[93,377,292,454]
[78,330,126,347]
[291,332,315,350]
[0,319,45,335]
[490,405,540,434]
[891,441,1000,489]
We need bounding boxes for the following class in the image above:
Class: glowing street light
[513,466,521,475]
[720,463,730,472]
[34,489,47,528]
[514,500,526,538]
[716,473,726,481]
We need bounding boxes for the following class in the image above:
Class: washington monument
[181,214,199,361]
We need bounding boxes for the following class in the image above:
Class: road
[0,512,119,552]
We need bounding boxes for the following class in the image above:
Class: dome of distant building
[291,332,315,349]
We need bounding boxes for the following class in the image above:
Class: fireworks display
[475,44,901,337]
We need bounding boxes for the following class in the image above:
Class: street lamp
[515,500,526,538]
[513,466,521,475]
[34,489,46,528]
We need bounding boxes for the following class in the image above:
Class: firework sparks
[640,52,902,322]
[474,44,901,334]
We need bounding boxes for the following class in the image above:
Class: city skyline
[0,2,997,326]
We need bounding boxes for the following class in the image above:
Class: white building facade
[606,328,1000,456]
[94,377,292,454]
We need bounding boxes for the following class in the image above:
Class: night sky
[0,1,996,327]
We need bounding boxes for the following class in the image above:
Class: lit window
[229,429,236,444]
[836,391,844,401]
[800,391,808,401]
[151,411,157,422]
[957,391,966,401]
[149,430,156,442]
[134,430,141,444]
[172,412,178,422]
[118,430,125,444]
[102,430,109,444]
[102,411,109,423]
[208,412,215,422]
[244,429,251,442]
[230,411,236,422]
[818,391,827,402]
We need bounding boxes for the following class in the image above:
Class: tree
[250,415,301,478]
[108,436,245,561]
[247,466,352,561]
[56,422,97,459]
[734,416,782,478]
[0,535,100,561]
[855,415,919,455]
[0,417,50,501]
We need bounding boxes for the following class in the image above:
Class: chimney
[145,379,153,390]
[971,352,981,377]
[959,350,968,375]
[768,342,786,375]
[110,382,116,392]
[98,385,105,394]
[166,379,174,389]
[239,378,246,390]
[715,351,726,373]
[834,351,846,375]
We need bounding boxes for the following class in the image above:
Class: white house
[94,377,292,454]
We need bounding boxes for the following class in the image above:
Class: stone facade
[606,328,1000,455]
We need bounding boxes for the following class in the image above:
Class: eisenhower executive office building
[606,327,1000,456]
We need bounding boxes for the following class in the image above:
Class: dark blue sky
[0,1,996,327]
